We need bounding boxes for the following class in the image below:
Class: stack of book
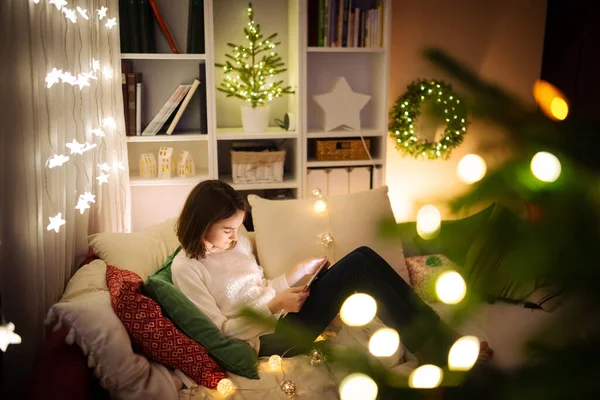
[308,0,384,48]
[121,61,143,136]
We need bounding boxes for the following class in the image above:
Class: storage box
[315,138,371,161]
[231,150,286,184]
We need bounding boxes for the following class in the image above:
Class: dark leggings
[258,246,455,365]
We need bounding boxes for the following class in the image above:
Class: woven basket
[315,139,371,161]
[230,150,286,184]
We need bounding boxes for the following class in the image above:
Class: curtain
[0,0,129,387]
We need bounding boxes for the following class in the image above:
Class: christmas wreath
[389,79,468,160]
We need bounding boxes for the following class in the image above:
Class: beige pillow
[248,186,409,282]
[88,217,180,280]
[60,259,108,303]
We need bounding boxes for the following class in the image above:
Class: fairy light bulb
[0,323,22,352]
[280,380,297,398]
[550,97,568,120]
[448,336,480,371]
[217,378,235,396]
[531,151,561,182]
[533,80,569,121]
[457,154,487,184]
[47,212,66,233]
[435,271,467,304]
[268,355,282,370]
[408,364,443,389]
[368,328,400,357]
[314,199,327,213]
[340,293,377,327]
[416,205,441,240]
[339,373,378,400]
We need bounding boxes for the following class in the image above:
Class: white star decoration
[105,18,117,30]
[92,59,101,72]
[76,7,89,20]
[102,66,113,79]
[66,139,85,155]
[81,192,96,203]
[96,173,109,185]
[313,77,371,131]
[98,162,111,173]
[48,154,70,168]
[112,161,125,171]
[47,212,66,233]
[61,71,77,85]
[75,198,91,214]
[45,68,63,88]
[97,6,108,20]
[49,0,68,11]
[91,128,105,137]
[75,74,91,90]
[63,7,77,23]
[33,0,41,4]
[0,323,22,352]
[82,142,97,153]
[102,117,116,129]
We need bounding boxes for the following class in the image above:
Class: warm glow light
[457,154,487,184]
[314,199,327,213]
[340,293,377,327]
[0,323,22,352]
[408,364,443,389]
[47,212,66,233]
[339,373,378,400]
[368,328,400,357]
[531,151,561,182]
[416,205,441,239]
[217,378,235,396]
[268,355,282,370]
[533,80,569,121]
[435,271,467,304]
[448,336,480,371]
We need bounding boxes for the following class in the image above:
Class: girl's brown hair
[176,180,247,259]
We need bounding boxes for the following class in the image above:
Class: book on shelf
[142,84,192,136]
[198,64,208,134]
[121,61,133,134]
[187,0,205,53]
[136,81,143,135]
[126,72,143,136]
[139,0,157,53]
[166,79,200,135]
[119,0,155,53]
[149,0,180,53]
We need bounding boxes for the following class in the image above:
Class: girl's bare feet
[478,341,494,363]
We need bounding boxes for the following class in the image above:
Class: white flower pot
[241,105,270,133]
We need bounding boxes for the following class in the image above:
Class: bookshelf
[121,0,390,231]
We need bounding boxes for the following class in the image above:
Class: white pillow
[60,259,107,302]
[46,292,179,400]
[88,217,180,280]
[248,186,409,282]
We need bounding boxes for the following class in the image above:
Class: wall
[386,0,547,221]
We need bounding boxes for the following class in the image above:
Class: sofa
[27,187,560,400]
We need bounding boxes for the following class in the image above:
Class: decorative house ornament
[313,77,371,131]
[139,153,157,178]
[177,151,196,177]
[158,147,174,178]
[388,79,468,160]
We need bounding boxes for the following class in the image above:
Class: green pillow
[142,247,260,379]
[413,203,495,265]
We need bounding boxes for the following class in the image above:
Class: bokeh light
[340,293,377,327]
[416,205,441,240]
[339,373,378,400]
[368,328,400,357]
[435,271,467,304]
[457,154,487,184]
[448,336,480,371]
[530,151,561,182]
[408,364,443,389]
[533,80,569,121]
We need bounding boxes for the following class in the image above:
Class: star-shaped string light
[0,323,22,352]
[82,71,97,81]
[98,162,111,173]
[105,18,117,30]
[48,154,70,168]
[81,143,97,153]
[92,59,101,72]
[112,161,126,171]
[62,7,77,24]
[102,117,117,129]
[75,74,91,90]
[33,0,41,4]
[102,66,113,79]
[47,212,66,233]
[96,173,109,185]
[66,139,85,155]
[75,198,91,214]
[76,7,89,20]
[49,0,68,11]
[80,191,96,203]
[91,128,105,137]
[97,6,108,20]
[61,71,77,85]
[45,68,63,88]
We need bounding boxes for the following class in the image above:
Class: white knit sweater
[171,235,290,350]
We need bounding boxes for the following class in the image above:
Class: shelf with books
[306,128,385,138]
[121,54,207,61]
[306,158,383,168]
[216,127,298,141]
[306,47,383,53]
[129,169,211,187]
[126,133,210,143]
[219,174,299,191]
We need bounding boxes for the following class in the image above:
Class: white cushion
[248,186,409,282]
[88,217,180,280]
[46,291,179,400]
[60,259,107,302]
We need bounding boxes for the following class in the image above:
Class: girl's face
[203,210,245,250]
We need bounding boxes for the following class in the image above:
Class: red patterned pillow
[106,265,227,388]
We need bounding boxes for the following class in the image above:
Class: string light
[49,0,67,11]
[45,68,63,88]
[113,161,126,171]
[97,6,108,20]
[531,151,561,182]
[75,198,91,214]
[48,154,70,168]
[0,323,22,352]
[416,205,441,240]
[91,128,105,137]
[280,380,297,398]
[309,348,326,366]
[457,154,487,184]
[268,355,282,370]
[319,232,334,247]
[448,336,480,371]
[47,212,66,233]
[339,373,378,400]
[98,163,111,173]
[76,7,89,20]
[102,66,113,79]
[368,328,400,357]
[533,80,569,121]
[102,116,117,129]
[217,378,235,397]
[96,173,109,185]
[66,139,85,155]
[435,270,467,304]
[80,191,96,203]
[63,7,77,24]
[408,364,443,389]
[340,293,377,327]
[105,17,117,30]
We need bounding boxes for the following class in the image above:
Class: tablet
[304,258,331,291]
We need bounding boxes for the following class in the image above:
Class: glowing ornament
[533,80,569,121]
[47,212,66,233]
[368,328,400,357]
[448,336,480,371]
[48,154,70,168]
[312,188,322,198]
[319,232,334,247]
[408,364,443,389]
[435,270,467,304]
[280,380,297,398]
[0,322,22,352]
[66,139,85,155]
[309,348,326,366]
[340,293,377,327]
[105,17,117,30]
[75,198,91,215]
[268,355,282,370]
[102,117,117,129]
[80,192,96,203]
[97,6,108,20]
[96,173,109,185]
[314,199,327,213]
[457,154,487,184]
[339,373,378,400]
[76,7,89,20]
[416,205,441,240]
[530,151,561,183]
[45,68,63,88]
[63,7,77,23]
[49,0,68,11]
[217,378,235,397]
[91,128,105,137]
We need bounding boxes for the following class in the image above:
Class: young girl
[172,180,492,365]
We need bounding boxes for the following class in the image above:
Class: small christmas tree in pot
[215,3,294,133]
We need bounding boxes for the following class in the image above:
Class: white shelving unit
[122,0,390,231]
